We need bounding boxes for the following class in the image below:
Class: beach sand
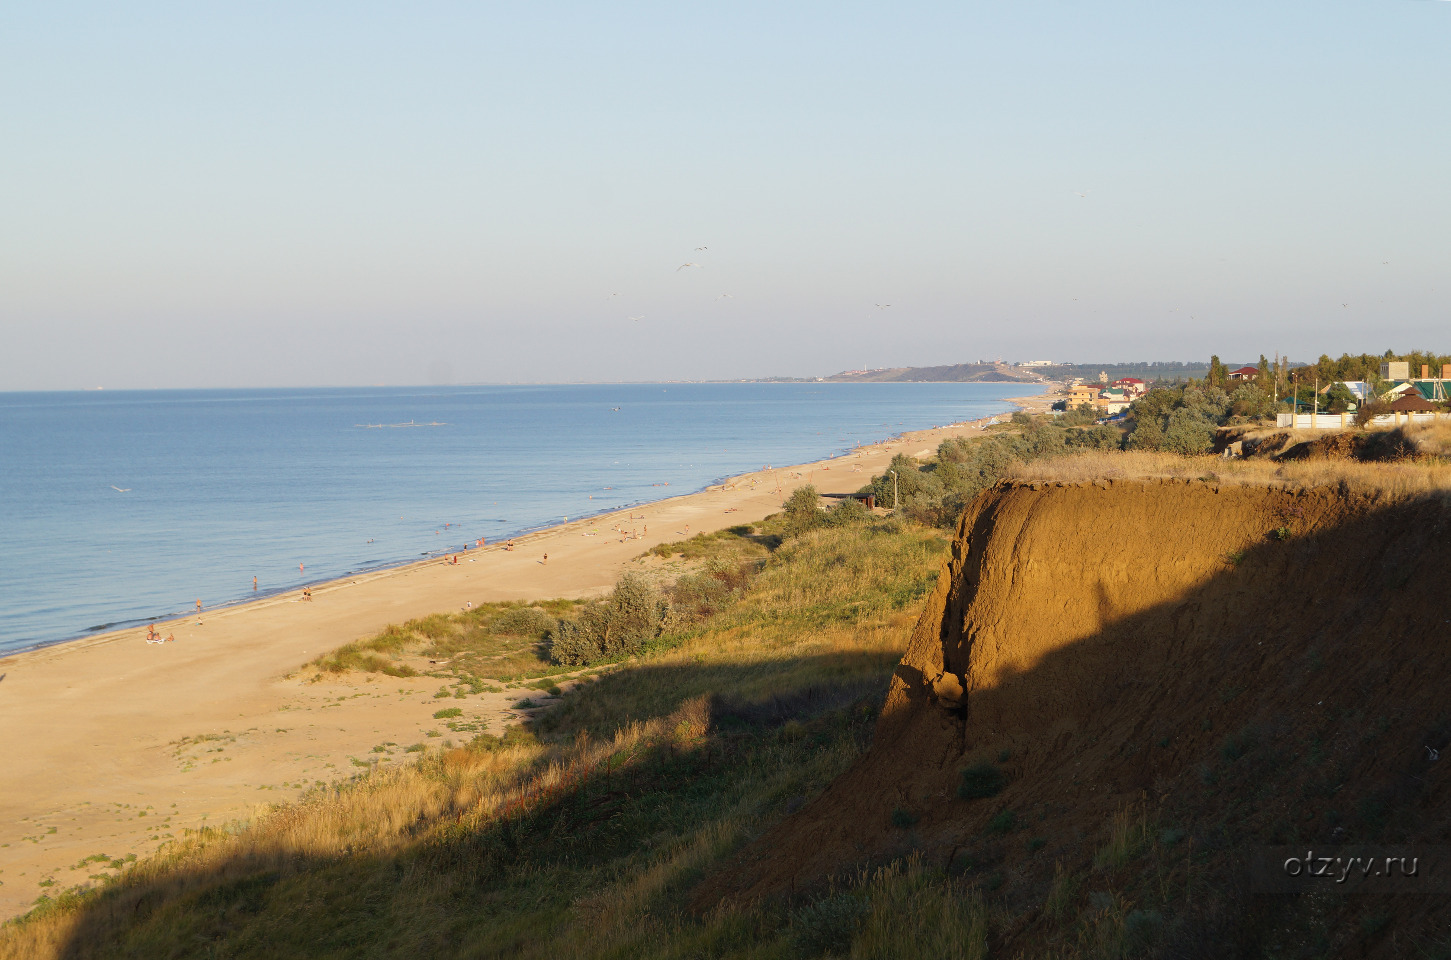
[0,389,1051,919]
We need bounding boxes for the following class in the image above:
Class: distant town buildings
[1227,366,1260,381]
[1062,376,1145,415]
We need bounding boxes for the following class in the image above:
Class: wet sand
[0,387,1052,918]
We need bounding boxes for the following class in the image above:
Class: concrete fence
[1275,412,1447,429]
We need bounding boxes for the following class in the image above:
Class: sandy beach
[0,388,1051,919]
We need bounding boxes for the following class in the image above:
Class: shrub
[890,808,920,828]
[489,606,556,638]
[1068,424,1123,451]
[958,762,1007,799]
[792,893,868,957]
[783,484,824,534]
[823,495,871,526]
[549,572,669,666]
[1354,398,1392,428]
[432,707,462,720]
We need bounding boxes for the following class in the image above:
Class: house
[1227,366,1260,382]
[1383,380,1450,402]
[1068,383,1104,406]
[1094,387,1132,415]
[1388,393,1438,413]
[1111,377,1147,399]
[1328,381,1375,403]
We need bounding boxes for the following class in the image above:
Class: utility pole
[1313,376,1319,425]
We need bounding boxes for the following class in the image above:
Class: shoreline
[0,386,1054,920]
[2,383,1049,659]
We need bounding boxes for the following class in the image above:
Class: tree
[1207,355,1229,389]
[784,485,824,533]
[1322,382,1357,415]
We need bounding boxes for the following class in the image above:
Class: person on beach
[303,587,312,601]
[542,553,548,565]
[299,563,304,574]
[196,599,202,614]
[252,576,258,591]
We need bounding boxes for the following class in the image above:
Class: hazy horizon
[4,3,1448,391]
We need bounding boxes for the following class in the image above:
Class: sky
[3,2,1449,389]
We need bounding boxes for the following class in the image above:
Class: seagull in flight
[677,262,701,271]
[1076,191,1090,198]
[715,293,733,300]
[111,485,131,493]
[695,246,708,251]
[875,303,891,309]
[604,292,620,299]
[628,315,645,322]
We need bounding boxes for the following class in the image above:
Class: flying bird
[875,304,891,309]
[111,485,131,493]
[695,246,708,251]
[628,315,645,322]
[715,293,733,300]
[677,262,701,271]
[1076,191,1090,198]
[604,292,620,299]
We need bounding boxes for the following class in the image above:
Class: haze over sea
[0,382,1040,654]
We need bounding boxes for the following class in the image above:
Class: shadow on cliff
[694,480,1451,956]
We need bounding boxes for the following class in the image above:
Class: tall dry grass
[1010,449,1451,501]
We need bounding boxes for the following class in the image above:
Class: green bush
[890,808,920,828]
[783,484,824,534]
[791,893,868,957]
[823,495,871,526]
[1067,424,1123,450]
[549,572,670,666]
[958,762,1007,799]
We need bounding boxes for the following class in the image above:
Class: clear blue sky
[3,2,1448,388]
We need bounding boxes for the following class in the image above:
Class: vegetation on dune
[1,510,952,960]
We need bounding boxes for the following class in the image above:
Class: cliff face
[696,479,1451,919]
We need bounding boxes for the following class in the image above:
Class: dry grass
[1010,448,1451,500]
[1402,418,1451,457]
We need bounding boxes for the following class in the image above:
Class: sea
[0,382,1041,655]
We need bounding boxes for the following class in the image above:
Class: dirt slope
[696,479,1451,952]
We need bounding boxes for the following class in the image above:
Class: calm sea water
[0,382,1039,654]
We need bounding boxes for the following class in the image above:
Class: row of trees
[857,414,1120,527]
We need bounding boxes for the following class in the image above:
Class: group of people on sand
[145,625,175,644]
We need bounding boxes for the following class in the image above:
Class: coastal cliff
[696,479,1451,946]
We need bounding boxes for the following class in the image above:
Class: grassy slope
[1,516,963,960]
